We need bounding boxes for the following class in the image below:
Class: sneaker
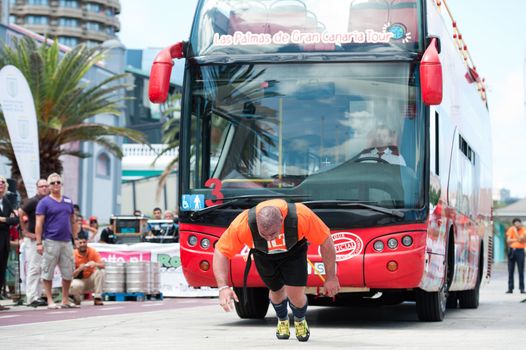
[294,319,310,342]
[276,320,290,340]
[27,300,40,308]
[36,298,48,307]
[506,290,513,294]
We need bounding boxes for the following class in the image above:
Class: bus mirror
[149,42,185,103]
[420,37,443,106]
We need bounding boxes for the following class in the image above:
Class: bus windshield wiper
[302,200,404,218]
[190,194,310,219]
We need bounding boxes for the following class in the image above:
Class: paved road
[1,263,525,349]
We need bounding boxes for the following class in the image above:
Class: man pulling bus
[213,199,340,342]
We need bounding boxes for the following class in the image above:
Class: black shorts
[253,240,308,291]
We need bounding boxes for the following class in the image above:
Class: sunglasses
[49,181,62,185]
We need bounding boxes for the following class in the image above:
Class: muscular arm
[213,249,231,288]
[213,248,239,312]
[319,235,340,297]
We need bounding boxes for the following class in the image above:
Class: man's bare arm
[213,249,239,311]
[319,235,340,297]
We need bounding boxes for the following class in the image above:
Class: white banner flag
[0,65,40,196]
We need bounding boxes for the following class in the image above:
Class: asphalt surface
[1,263,525,349]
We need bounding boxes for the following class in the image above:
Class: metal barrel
[126,261,150,293]
[150,262,161,294]
[104,262,126,293]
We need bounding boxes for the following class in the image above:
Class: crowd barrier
[19,242,217,297]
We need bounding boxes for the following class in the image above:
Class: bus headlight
[373,240,384,252]
[401,235,413,247]
[200,238,211,249]
[387,238,398,249]
[188,235,198,246]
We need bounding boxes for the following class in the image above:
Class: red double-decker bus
[149,0,492,321]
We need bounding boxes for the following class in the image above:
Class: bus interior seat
[389,0,418,42]
[268,0,312,34]
[348,0,390,32]
[228,0,269,34]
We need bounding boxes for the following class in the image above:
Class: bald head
[256,206,283,241]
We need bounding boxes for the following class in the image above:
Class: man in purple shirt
[35,173,78,309]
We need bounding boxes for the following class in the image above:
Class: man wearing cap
[86,216,99,242]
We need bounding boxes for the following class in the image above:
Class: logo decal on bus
[321,232,363,261]
[213,29,394,47]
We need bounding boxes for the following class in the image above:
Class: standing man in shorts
[19,178,49,307]
[213,199,340,342]
[35,173,77,309]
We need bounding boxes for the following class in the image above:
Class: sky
[118,0,526,198]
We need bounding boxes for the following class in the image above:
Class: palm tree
[0,37,146,198]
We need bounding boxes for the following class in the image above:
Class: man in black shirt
[19,179,49,307]
[99,218,117,244]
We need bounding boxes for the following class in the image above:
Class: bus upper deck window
[389,0,418,43]
[348,0,389,32]
[228,1,268,34]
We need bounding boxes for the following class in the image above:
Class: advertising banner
[0,65,40,196]
[19,242,217,298]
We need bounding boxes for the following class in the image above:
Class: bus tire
[446,291,458,309]
[458,245,483,309]
[233,287,269,319]
[415,286,446,321]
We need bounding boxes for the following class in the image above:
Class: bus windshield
[184,62,425,209]
[191,0,422,56]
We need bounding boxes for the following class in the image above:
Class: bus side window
[430,111,439,175]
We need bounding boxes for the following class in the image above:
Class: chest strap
[247,202,298,253]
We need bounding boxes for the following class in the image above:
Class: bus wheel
[446,291,458,309]
[233,287,269,319]
[458,250,483,309]
[415,284,447,322]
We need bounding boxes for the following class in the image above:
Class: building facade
[2,0,120,47]
[0,23,126,223]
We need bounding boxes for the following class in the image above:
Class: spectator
[99,218,117,244]
[73,204,81,217]
[152,207,162,220]
[35,173,78,309]
[86,216,100,242]
[74,214,88,245]
[69,232,105,306]
[19,178,49,307]
[6,219,21,302]
[0,175,19,311]
[143,208,164,242]
[163,210,179,243]
[506,218,526,294]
